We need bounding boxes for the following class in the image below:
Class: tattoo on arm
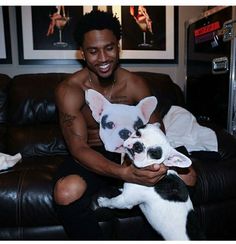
[60,112,83,139]
[61,113,76,127]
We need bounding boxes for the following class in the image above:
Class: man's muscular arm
[55,81,166,186]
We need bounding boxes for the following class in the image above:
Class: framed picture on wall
[116,6,178,63]
[16,5,178,65]
[16,6,93,65]
[0,6,12,64]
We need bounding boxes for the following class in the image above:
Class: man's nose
[98,50,107,61]
[119,129,131,140]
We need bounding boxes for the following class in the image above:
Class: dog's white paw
[97,197,112,208]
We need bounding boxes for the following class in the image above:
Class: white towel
[163,106,218,152]
[0,152,22,170]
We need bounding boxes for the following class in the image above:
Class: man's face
[82,29,120,79]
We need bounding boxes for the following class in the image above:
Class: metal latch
[222,20,236,41]
[216,20,236,41]
[212,57,229,74]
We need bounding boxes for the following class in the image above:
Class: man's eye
[106,122,114,129]
[106,45,114,51]
[88,49,97,55]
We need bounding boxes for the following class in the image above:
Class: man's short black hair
[74,10,122,47]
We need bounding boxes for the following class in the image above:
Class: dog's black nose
[119,129,131,140]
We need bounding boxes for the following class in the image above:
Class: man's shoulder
[56,70,85,93]
[64,69,86,86]
[55,70,86,103]
[119,68,146,84]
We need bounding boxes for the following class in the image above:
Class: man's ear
[163,148,192,168]
[80,48,85,60]
[137,96,158,124]
[85,89,110,122]
[118,43,120,52]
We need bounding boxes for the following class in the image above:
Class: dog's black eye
[101,115,114,129]
[106,122,114,129]
[135,130,141,137]
[133,117,144,131]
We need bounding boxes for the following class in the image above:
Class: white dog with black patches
[85,89,203,240]
[85,89,157,154]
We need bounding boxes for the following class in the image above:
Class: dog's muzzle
[119,129,132,140]
[127,148,135,158]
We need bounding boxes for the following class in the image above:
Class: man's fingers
[143,163,161,171]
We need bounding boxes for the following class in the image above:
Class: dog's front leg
[98,192,135,210]
[98,194,127,209]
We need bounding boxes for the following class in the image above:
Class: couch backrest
[0,72,184,158]
[135,72,185,117]
[0,74,11,152]
[7,73,70,157]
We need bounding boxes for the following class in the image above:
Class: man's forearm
[72,147,126,180]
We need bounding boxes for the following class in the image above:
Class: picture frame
[114,6,178,63]
[16,6,178,65]
[16,6,93,65]
[0,6,12,64]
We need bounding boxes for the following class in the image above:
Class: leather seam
[16,169,28,239]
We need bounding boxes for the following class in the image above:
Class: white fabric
[163,105,218,152]
[0,152,22,170]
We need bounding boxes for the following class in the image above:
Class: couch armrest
[192,156,236,205]
[200,122,236,160]
[190,122,236,205]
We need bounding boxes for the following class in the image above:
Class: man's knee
[54,174,87,205]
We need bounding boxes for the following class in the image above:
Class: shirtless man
[53,10,196,240]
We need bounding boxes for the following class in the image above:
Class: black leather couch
[0,72,236,240]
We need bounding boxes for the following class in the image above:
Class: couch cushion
[0,156,63,227]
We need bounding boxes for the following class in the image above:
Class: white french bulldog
[85,89,157,153]
[98,123,202,240]
[85,89,203,240]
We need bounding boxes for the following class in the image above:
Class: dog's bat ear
[163,148,192,168]
[85,89,111,122]
[137,96,158,124]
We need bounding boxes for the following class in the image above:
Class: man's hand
[122,163,168,186]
